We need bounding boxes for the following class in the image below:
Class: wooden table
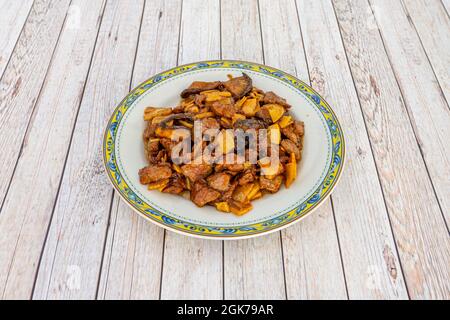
[0,0,449,300]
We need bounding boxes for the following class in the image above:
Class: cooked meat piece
[238,170,255,185]
[190,180,221,207]
[207,172,231,192]
[255,107,272,122]
[139,164,172,184]
[181,81,222,98]
[260,175,283,193]
[280,155,290,164]
[262,91,291,108]
[222,73,252,99]
[194,94,206,106]
[211,100,236,118]
[145,139,161,164]
[233,118,268,131]
[163,173,186,195]
[281,139,301,160]
[219,180,238,202]
[172,105,185,113]
[143,122,157,140]
[181,163,212,182]
[293,120,305,136]
[201,117,221,133]
[281,124,299,145]
[224,163,245,172]
[160,138,178,155]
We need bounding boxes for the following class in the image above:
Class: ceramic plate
[103,60,345,239]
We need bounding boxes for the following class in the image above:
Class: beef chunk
[190,180,221,207]
[219,180,238,202]
[181,163,212,182]
[262,91,291,108]
[201,117,221,133]
[293,120,304,136]
[139,164,172,184]
[207,172,231,192]
[172,105,185,113]
[281,139,301,160]
[238,170,255,185]
[145,139,162,164]
[224,163,245,172]
[255,107,272,122]
[181,81,222,98]
[163,173,186,195]
[194,94,206,106]
[260,175,283,193]
[233,118,268,131]
[281,124,299,145]
[222,73,252,99]
[211,100,236,118]
[160,138,178,155]
[143,122,157,140]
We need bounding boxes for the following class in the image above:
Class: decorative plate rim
[102,60,346,239]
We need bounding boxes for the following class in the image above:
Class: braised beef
[190,180,221,207]
[139,164,172,184]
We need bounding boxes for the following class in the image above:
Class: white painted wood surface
[0,0,449,300]
[0,0,106,299]
[0,0,33,78]
[33,0,145,299]
[297,0,409,299]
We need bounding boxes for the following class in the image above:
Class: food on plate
[139,73,304,215]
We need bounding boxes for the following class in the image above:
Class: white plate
[103,60,345,239]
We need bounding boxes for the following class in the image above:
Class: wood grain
[0,0,71,217]
[442,0,450,14]
[334,0,450,299]
[401,0,450,105]
[0,0,33,78]
[97,0,182,300]
[32,0,145,299]
[399,0,450,224]
[0,0,106,300]
[259,0,348,300]
[297,0,409,299]
[159,0,223,300]
[220,0,286,300]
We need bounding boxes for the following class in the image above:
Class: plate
[103,60,345,239]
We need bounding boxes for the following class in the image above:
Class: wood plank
[97,0,182,300]
[0,0,106,300]
[32,0,145,299]
[159,0,223,300]
[333,0,450,299]
[297,0,409,299]
[0,0,34,78]
[401,0,450,105]
[258,0,347,300]
[399,0,450,224]
[221,0,286,300]
[443,0,450,14]
[0,0,71,215]
[261,0,348,300]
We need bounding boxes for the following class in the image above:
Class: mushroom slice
[180,81,222,98]
[222,73,252,99]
